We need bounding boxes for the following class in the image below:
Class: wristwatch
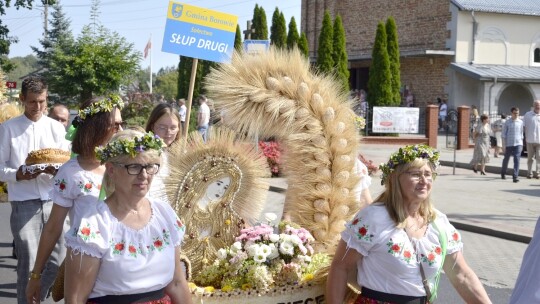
[29,271,41,280]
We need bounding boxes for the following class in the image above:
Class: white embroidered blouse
[66,197,186,298]
[50,158,102,229]
[341,203,463,297]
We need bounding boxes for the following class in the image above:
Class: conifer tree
[251,5,268,40]
[251,5,261,40]
[332,14,349,92]
[270,8,287,48]
[277,12,287,47]
[286,17,300,50]
[235,24,243,51]
[316,11,334,74]
[32,2,74,73]
[258,7,269,40]
[386,16,401,105]
[298,32,309,57]
[367,22,393,107]
[270,8,280,45]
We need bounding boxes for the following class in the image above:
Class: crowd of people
[1,75,538,303]
[467,100,540,184]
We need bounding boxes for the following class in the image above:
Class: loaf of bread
[25,148,70,166]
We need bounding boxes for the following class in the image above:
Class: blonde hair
[373,158,437,228]
[101,129,162,197]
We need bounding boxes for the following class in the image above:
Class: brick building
[301,0,540,114]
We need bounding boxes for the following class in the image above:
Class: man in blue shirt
[501,107,524,182]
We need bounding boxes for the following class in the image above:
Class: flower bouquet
[258,141,282,177]
[191,222,329,299]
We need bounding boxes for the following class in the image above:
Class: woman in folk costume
[64,130,191,304]
[326,145,491,304]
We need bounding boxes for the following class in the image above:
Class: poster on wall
[372,107,420,133]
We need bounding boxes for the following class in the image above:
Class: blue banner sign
[162,2,238,63]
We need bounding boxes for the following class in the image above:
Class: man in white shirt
[177,98,187,136]
[197,95,210,142]
[523,100,540,179]
[0,76,68,303]
[438,98,447,131]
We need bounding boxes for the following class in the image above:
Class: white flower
[279,241,295,256]
[258,244,271,257]
[217,248,227,260]
[253,252,267,263]
[231,241,242,253]
[246,244,260,257]
[267,243,279,259]
[289,234,302,245]
[269,233,280,243]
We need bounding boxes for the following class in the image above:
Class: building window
[535,48,540,63]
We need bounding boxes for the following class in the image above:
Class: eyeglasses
[155,125,179,133]
[403,171,437,182]
[113,163,160,175]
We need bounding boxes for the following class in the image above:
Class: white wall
[454,10,540,66]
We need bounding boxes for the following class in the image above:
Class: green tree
[177,56,203,101]
[332,14,349,92]
[6,55,39,81]
[252,5,268,40]
[47,24,140,102]
[251,5,261,40]
[316,11,334,74]
[286,17,299,50]
[298,32,309,57]
[368,22,393,107]
[0,0,57,72]
[235,24,242,51]
[259,7,269,40]
[386,16,401,105]
[270,8,286,48]
[270,8,280,44]
[154,66,178,101]
[32,1,75,95]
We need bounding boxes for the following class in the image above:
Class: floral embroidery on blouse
[55,178,67,192]
[127,244,143,258]
[348,217,374,241]
[77,180,99,193]
[420,245,442,266]
[386,238,416,264]
[448,229,461,247]
[78,223,101,242]
[148,237,165,252]
[111,240,126,255]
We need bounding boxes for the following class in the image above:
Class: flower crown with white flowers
[379,144,440,185]
[75,94,124,123]
[95,132,164,164]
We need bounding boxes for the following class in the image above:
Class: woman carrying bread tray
[26,95,125,304]
[326,144,492,304]
[64,130,192,304]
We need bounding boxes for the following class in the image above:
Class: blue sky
[4,0,301,73]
